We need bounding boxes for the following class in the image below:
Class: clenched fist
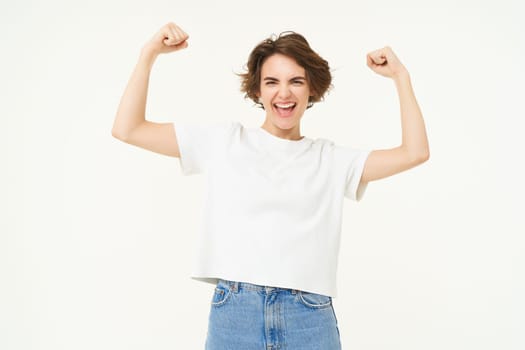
[142,22,189,57]
[366,46,408,79]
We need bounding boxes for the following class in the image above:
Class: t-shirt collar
[255,126,312,152]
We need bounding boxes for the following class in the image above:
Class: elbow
[112,119,143,142]
[405,147,430,167]
[422,149,430,162]
[111,127,128,142]
[420,144,430,162]
[412,148,430,165]
[111,128,121,140]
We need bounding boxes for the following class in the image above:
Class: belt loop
[231,281,239,293]
[292,289,297,295]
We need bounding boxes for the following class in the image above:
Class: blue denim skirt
[205,279,342,350]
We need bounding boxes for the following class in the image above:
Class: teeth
[275,103,295,108]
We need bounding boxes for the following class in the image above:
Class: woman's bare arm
[360,47,430,183]
[111,22,189,157]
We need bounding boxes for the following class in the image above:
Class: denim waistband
[218,279,299,295]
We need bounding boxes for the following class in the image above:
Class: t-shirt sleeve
[174,121,235,175]
[334,145,372,201]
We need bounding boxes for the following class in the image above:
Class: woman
[112,22,429,350]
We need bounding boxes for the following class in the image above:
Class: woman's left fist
[366,46,407,79]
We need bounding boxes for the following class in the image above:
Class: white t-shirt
[175,121,371,297]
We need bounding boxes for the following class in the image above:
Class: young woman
[112,22,429,350]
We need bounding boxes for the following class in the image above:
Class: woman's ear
[307,96,314,109]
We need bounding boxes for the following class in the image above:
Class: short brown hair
[239,32,332,109]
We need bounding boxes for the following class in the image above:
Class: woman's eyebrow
[263,76,306,81]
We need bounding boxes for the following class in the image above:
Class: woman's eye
[292,80,304,85]
[266,81,276,86]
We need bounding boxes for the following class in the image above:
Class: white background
[2,0,524,349]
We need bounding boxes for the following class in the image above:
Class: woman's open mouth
[273,102,296,118]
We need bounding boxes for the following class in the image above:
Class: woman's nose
[278,84,292,98]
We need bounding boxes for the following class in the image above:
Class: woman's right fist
[143,22,189,56]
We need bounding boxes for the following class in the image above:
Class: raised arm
[111,22,189,157]
[360,46,430,183]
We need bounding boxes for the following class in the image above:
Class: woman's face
[258,53,311,138]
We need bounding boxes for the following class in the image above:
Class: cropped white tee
[175,121,371,297]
